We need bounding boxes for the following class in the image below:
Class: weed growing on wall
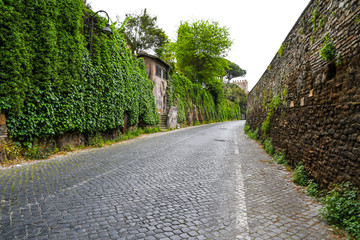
[320,35,336,62]
[261,94,282,137]
[309,8,320,32]
[278,44,285,57]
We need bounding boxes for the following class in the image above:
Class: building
[138,51,170,114]
[233,79,249,94]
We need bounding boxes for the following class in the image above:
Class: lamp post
[89,10,112,54]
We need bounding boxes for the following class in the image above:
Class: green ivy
[1,1,158,144]
[167,73,240,124]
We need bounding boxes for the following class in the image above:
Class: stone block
[0,125,7,139]
[167,106,178,129]
[0,113,5,126]
[56,132,85,149]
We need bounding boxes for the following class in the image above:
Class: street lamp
[90,10,112,54]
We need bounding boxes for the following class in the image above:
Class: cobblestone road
[0,121,336,239]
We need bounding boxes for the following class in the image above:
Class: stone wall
[247,0,360,188]
[0,112,7,161]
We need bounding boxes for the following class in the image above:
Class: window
[155,65,161,77]
[163,70,167,80]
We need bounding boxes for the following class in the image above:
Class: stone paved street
[0,121,336,239]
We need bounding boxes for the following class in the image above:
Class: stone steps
[159,114,167,130]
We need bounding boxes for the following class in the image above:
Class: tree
[224,83,248,115]
[224,61,246,83]
[175,20,232,103]
[155,41,177,70]
[175,20,232,84]
[123,9,168,54]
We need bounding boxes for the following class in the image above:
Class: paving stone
[0,121,337,239]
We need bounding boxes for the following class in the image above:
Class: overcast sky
[87,0,310,91]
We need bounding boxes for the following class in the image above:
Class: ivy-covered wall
[0,0,158,147]
[167,73,241,125]
[247,0,360,188]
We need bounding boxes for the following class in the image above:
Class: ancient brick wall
[247,0,360,188]
[0,113,7,161]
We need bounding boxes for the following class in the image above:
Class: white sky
[87,0,310,91]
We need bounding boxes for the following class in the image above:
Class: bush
[244,122,251,133]
[320,182,360,238]
[306,179,319,198]
[274,151,287,165]
[3,139,22,160]
[247,128,259,140]
[263,137,274,155]
[292,162,308,186]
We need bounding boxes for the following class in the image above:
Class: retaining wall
[247,0,360,188]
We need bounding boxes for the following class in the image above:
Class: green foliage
[274,151,287,165]
[167,73,240,124]
[278,44,285,57]
[245,123,259,140]
[223,84,248,115]
[263,137,274,155]
[224,61,246,83]
[89,133,104,147]
[267,64,271,71]
[319,16,327,28]
[320,35,336,62]
[244,122,251,133]
[261,94,282,137]
[1,1,159,145]
[306,179,319,198]
[3,139,22,160]
[309,8,320,31]
[156,41,177,69]
[320,182,360,238]
[292,162,308,186]
[175,19,232,102]
[124,8,168,54]
[24,141,52,159]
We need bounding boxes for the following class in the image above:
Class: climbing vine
[167,73,240,124]
[1,0,158,145]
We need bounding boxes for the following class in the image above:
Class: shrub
[3,139,22,160]
[244,122,251,133]
[247,128,259,140]
[89,133,104,147]
[320,182,360,238]
[292,162,308,186]
[306,179,319,198]
[263,137,274,155]
[24,142,52,159]
[274,151,287,165]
